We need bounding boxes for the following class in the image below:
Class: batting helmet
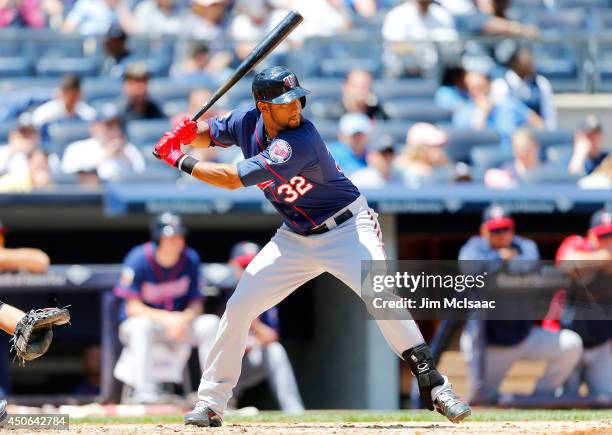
[252,66,310,109]
[151,212,187,242]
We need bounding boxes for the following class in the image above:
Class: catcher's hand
[11,307,70,364]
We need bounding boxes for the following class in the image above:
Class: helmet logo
[268,139,292,163]
[283,75,297,89]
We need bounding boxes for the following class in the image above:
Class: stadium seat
[374,79,439,100]
[593,9,612,34]
[311,119,340,143]
[545,144,573,165]
[0,57,32,78]
[36,57,100,78]
[319,58,382,79]
[470,144,513,170]
[442,129,501,163]
[301,78,343,99]
[127,119,171,147]
[371,120,413,144]
[0,77,58,92]
[0,120,16,143]
[24,31,91,59]
[383,101,452,123]
[82,77,123,103]
[534,43,585,92]
[523,167,581,183]
[534,130,575,148]
[148,79,197,102]
[555,0,608,10]
[533,10,589,35]
[47,121,91,156]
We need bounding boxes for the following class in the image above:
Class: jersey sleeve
[207,109,244,148]
[236,134,317,187]
[113,248,145,300]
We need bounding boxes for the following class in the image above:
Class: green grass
[71,409,612,425]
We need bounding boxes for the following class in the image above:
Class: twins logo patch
[268,139,292,163]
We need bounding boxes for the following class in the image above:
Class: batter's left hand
[154,131,185,167]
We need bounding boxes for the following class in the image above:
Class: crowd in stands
[0,0,610,192]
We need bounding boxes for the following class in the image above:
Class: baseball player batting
[154,66,471,427]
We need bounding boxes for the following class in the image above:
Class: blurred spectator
[319,69,387,120]
[394,122,454,187]
[568,115,609,176]
[328,112,372,175]
[100,24,131,78]
[344,0,378,17]
[350,134,402,188]
[484,127,544,188]
[579,155,612,189]
[434,64,469,112]
[118,63,164,121]
[113,213,219,404]
[201,241,304,414]
[453,71,544,147]
[0,0,56,28]
[72,345,101,396]
[31,74,96,144]
[440,0,539,38]
[278,0,351,46]
[133,0,183,36]
[171,41,231,83]
[459,205,583,404]
[184,0,231,41]
[552,209,612,397]
[62,0,134,35]
[61,104,145,182]
[0,117,40,177]
[492,46,557,131]
[0,148,53,192]
[382,0,457,77]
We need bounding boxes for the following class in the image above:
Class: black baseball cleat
[184,401,223,427]
[0,399,7,425]
[433,385,471,424]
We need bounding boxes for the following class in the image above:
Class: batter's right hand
[174,116,198,144]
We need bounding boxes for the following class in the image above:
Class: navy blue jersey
[208,107,360,233]
[113,242,203,322]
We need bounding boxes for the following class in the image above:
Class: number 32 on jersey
[277,176,313,203]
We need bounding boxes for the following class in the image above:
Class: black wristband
[178,155,199,175]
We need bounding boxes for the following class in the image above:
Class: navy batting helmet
[252,66,310,109]
[151,212,186,242]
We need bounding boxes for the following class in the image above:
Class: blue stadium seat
[593,9,612,34]
[111,162,179,182]
[523,167,581,183]
[534,129,575,148]
[556,0,608,9]
[311,119,339,143]
[371,120,413,144]
[148,79,196,102]
[383,101,452,123]
[533,10,589,35]
[82,77,123,103]
[36,57,100,78]
[308,97,341,120]
[47,121,91,156]
[0,120,16,143]
[470,144,513,170]
[374,79,439,100]
[443,129,501,163]
[127,119,171,147]
[0,77,58,92]
[545,144,573,165]
[24,31,90,59]
[0,57,32,78]
[301,79,343,99]
[162,99,188,118]
[225,81,253,106]
[534,43,585,92]
[319,58,381,79]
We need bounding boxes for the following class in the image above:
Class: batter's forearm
[0,303,25,335]
[190,161,244,190]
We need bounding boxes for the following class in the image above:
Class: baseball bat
[153,10,304,159]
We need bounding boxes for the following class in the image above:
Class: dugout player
[551,208,612,396]
[458,205,583,403]
[112,212,219,403]
[154,66,471,427]
[202,241,304,414]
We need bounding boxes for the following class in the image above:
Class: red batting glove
[174,116,198,144]
[154,131,185,167]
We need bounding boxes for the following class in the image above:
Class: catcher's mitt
[10,307,70,364]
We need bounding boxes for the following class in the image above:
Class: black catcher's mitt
[11,308,70,364]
